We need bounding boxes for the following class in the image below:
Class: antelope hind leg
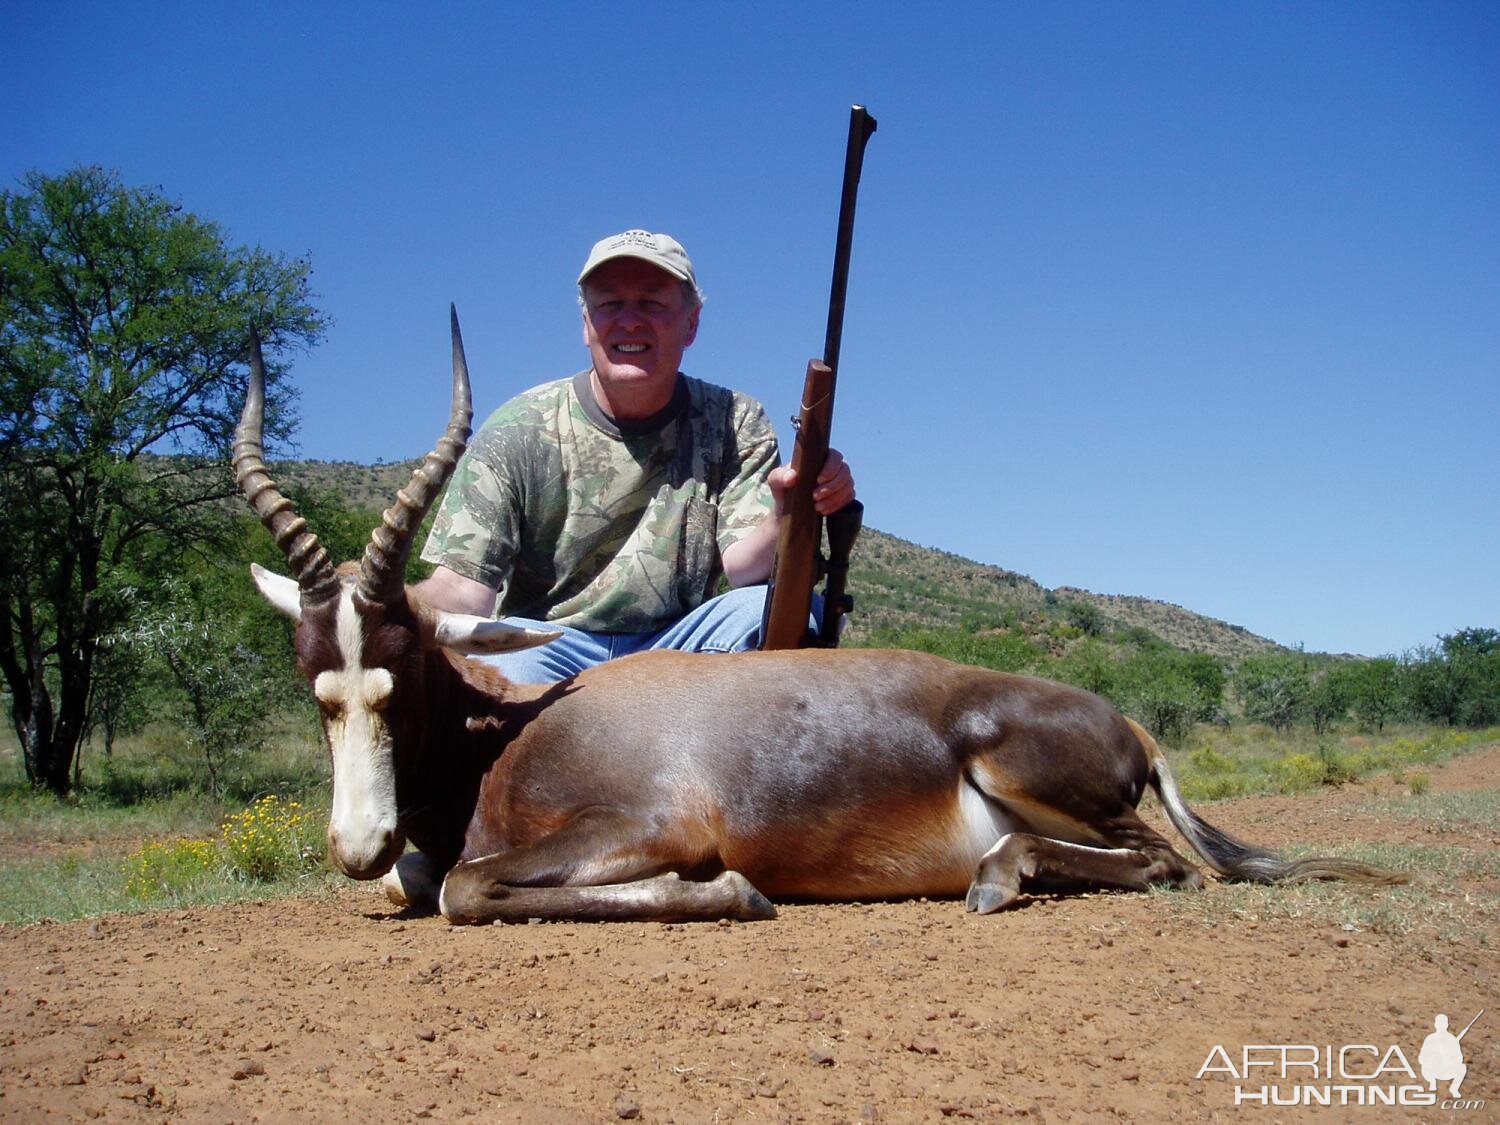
[439,869,777,925]
[966,832,1204,914]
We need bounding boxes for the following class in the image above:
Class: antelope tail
[1125,719,1407,886]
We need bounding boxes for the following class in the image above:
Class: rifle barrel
[823,105,878,378]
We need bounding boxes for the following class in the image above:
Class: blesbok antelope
[235,311,1401,925]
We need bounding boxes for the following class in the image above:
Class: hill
[275,457,1285,661]
[848,530,1283,659]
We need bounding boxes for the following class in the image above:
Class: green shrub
[1269,746,1353,793]
[220,795,322,882]
[120,794,322,901]
[1315,742,1356,786]
[1269,753,1325,793]
[122,838,221,900]
[867,626,1040,673]
[1189,744,1235,775]
[1186,775,1250,801]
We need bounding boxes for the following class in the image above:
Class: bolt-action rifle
[759,105,877,650]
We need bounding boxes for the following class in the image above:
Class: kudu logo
[1197,1009,1486,1110]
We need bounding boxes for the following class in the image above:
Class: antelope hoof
[381,869,409,908]
[965,879,1020,915]
[715,871,778,921]
[382,852,446,913]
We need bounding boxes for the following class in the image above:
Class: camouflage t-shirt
[419,370,778,633]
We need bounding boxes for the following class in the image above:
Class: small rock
[613,1095,641,1119]
[809,1048,835,1067]
[62,1066,86,1086]
[230,1059,265,1080]
[416,1028,437,1042]
[754,1072,785,1097]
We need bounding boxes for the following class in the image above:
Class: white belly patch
[954,777,1020,873]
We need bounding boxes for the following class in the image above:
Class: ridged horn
[357,305,474,604]
[233,326,340,606]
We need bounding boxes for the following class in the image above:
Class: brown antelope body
[236,312,1401,925]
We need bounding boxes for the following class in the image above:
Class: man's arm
[721,449,855,587]
[411,565,499,617]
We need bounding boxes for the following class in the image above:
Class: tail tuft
[1272,857,1409,886]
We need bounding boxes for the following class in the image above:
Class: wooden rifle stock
[760,361,834,650]
[759,105,876,650]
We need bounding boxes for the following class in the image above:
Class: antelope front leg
[439,869,776,925]
[437,808,776,924]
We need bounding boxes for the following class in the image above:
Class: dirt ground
[2,750,1496,1123]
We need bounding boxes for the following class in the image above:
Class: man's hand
[769,447,855,518]
[721,449,856,587]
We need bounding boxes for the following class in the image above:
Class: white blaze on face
[314,589,398,873]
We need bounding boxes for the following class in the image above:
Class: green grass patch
[0,786,227,848]
[2,794,335,925]
[1167,726,1498,802]
[0,849,343,925]
[0,720,337,925]
[0,716,329,841]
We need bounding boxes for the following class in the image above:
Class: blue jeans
[482,584,800,684]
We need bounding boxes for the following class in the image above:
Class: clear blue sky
[6,2,1496,657]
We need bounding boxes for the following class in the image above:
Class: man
[416,230,855,682]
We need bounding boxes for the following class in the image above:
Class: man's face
[580,257,699,417]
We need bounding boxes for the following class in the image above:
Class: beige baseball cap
[578,230,699,294]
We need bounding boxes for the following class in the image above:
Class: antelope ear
[430,611,561,655]
[251,563,303,622]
